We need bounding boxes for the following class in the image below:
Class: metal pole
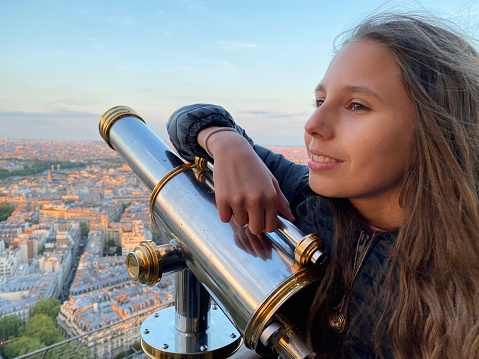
[175,269,211,333]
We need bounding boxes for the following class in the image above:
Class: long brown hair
[307,14,479,359]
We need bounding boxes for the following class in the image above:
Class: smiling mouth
[312,154,339,163]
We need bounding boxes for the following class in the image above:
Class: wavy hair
[308,13,479,359]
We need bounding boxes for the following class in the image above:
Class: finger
[232,208,248,228]
[256,187,278,233]
[216,200,233,224]
[274,179,295,223]
[264,201,279,233]
[247,204,266,235]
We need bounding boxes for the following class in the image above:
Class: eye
[348,102,370,112]
[314,98,325,108]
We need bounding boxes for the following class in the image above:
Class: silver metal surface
[259,321,283,348]
[141,306,242,358]
[159,243,186,273]
[270,219,326,266]
[311,251,323,266]
[175,269,211,333]
[108,115,185,191]
[273,327,316,359]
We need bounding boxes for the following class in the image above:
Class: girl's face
[304,39,416,214]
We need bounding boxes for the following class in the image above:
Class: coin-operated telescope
[99,106,327,359]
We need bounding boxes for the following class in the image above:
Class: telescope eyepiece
[99,106,145,149]
[126,240,162,287]
[126,252,143,282]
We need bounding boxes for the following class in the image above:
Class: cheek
[354,127,414,184]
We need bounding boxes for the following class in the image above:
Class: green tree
[25,218,40,224]
[0,160,88,180]
[30,298,61,319]
[80,222,89,237]
[4,336,45,358]
[0,315,22,342]
[24,315,64,346]
[0,202,15,222]
[113,342,141,359]
[0,169,10,180]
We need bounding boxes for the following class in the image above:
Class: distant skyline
[1,0,478,145]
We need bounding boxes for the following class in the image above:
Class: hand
[198,127,295,235]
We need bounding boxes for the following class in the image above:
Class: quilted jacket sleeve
[166,103,254,163]
[166,103,309,204]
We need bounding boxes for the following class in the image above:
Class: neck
[349,191,403,232]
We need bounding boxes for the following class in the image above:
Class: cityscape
[0,138,308,359]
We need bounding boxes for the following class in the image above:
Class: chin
[308,178,338,198]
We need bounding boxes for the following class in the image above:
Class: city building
[0,222,24,246]
[58,283,173,359]
[0,242,20,277]
[121,220,152,257]
[70,255,130,297]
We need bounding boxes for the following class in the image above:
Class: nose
[304,105,334,140]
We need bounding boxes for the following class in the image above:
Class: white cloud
[0,110,102,141]
[46,98,98,107]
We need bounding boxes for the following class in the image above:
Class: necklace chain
[329,231,377,333]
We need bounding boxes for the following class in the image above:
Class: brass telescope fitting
[294,234,325,267]
[149,157,211,231]
[126,241,185,287]
[99,106,145,149]
[126,240,162,286]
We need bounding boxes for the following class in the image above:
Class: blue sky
[1,0,478,145]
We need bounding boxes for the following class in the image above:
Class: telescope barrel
[99,106,322,355]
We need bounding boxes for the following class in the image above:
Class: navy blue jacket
[167,104,397,359]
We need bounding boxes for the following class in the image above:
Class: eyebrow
[314,84,385,103]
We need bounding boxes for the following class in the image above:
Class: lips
[308,149,342,171]
[309,148,341,163]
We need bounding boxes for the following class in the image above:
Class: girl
[167,13,479,359]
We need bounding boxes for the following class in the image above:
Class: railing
[14,302,173,359]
